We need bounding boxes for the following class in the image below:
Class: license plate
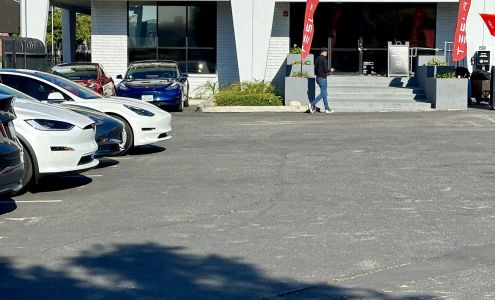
[141,95,154,101]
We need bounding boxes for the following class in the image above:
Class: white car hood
[13,98,94,129]
[107,96,172,116]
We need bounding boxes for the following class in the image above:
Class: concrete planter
[416,65,456,89]
[284,77,316,106]
[426,77,468,110]
[286,64,314,77]
[287,54,314,65]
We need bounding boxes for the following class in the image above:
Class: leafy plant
[194,80,219,104]
[427,57,447,66]
[436,72,457,79]
[214,81,282,106]
[290,44,302,54]
[291,71,311,78]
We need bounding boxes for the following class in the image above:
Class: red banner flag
[301,0,319,61]
[453,0,471,62]
[480,13,495,37]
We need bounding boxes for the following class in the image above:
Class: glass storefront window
[158,6,186,47]
[128,3,157,47]
[187,5,216,48]
[128,2,217,74]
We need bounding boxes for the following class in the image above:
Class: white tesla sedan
[12,97,99,194]
[0,70,172,155]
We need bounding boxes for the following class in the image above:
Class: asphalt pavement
[1,107,495,299]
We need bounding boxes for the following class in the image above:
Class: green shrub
[290,44,302,54]
[436,72,457,79]
[214,81,283,106]
[427,57,447,66]
[291,71,311,78]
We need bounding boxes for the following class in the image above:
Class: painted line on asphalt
[86,174,104,177]
[0,200,63,204]
[5,217,38,221]
[470,113,495,123]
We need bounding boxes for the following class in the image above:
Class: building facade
[20,0,495,96]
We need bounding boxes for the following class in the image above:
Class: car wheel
[112,115,134,156]
[12,146,33,196]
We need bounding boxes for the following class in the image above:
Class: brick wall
[265,3,290,96]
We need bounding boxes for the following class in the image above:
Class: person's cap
[321,48,328,53]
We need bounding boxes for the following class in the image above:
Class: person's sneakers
[305,104,315,114]
[324,109,334,114]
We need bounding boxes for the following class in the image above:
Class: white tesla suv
[12,97,99,194]
[0,70,172,155]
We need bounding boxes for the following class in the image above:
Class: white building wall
[91,1,128,79]
[467,0,495,71]
[265,3,290,95]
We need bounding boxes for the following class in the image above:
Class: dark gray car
[0,94,24,196]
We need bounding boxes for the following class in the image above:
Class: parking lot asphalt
[1,107,495,299]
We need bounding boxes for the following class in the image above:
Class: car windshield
[52,65,98,81]
[0,83,36,101]
[126,64,177,80]
[30,72,104,99]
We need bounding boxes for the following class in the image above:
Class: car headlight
[25,119,75,131]
[166,82,180,90]
[124,105,155,117]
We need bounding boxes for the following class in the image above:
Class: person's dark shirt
[315,55,330,78]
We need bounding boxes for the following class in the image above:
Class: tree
[46,8,62,52]
[46,8,92,51]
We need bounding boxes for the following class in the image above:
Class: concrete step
[330,102,432,112]
[328,93,426,100]
[328,86,425,94]
[328,77,418,88]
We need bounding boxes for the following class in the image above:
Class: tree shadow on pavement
[0,242,435,300]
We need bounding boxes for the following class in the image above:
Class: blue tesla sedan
[116,60,189,112]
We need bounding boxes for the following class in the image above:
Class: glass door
[328,4,360,74]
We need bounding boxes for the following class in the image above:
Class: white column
[91,1,128,79]
[20,0,50,44]
[231,0,276,82]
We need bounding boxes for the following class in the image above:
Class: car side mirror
[179,73,188,81]
[116,74,123,79]
[47,92,65,100]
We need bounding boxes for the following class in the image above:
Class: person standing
[307,49,334,113]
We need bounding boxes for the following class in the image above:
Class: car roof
[129,60,177,67]
[54,63,99,67]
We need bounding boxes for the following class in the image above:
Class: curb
[198,101,305,113]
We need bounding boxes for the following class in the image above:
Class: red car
[50,63,116,97]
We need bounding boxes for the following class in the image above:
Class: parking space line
[86,174,103,177]
[0,200,63,204]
